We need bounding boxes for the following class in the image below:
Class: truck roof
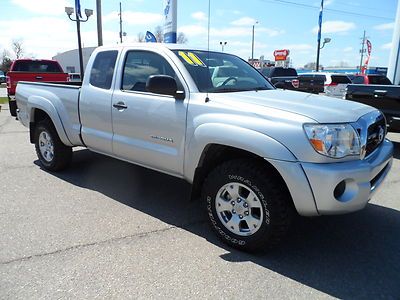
[96,43,214,52]
[12,58,60,63]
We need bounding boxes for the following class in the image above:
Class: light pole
[320,37,331,49]
[251,21,258,61]
[315,0,324,71]
[65,6,93,80]
[220,41,227,52]
[96,0,103,46]
[118,2,127,43]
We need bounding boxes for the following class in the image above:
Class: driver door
[111,50,188,176]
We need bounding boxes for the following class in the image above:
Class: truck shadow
[36,149,400,299]
[392,141,400,159]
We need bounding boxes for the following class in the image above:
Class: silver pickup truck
[16,44,393,251]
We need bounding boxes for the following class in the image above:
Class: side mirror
[274,82,285,89]
[146,75,184,99]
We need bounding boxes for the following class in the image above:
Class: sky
[0,0,397,68]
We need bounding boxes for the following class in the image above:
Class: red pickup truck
[6,59,69,116]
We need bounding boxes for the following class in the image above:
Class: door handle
[113,102,128,110]
[373,90,387,97]
[35,76,43,80]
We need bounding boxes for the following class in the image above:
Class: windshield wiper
[211,88,247,93]
[252,86,270,91]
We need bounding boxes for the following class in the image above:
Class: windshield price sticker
[178,51,206,67]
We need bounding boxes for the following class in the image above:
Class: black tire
[9,100,17,117]
[34,119,72,171]
[202,159,294,252]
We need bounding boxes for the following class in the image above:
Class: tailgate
[7,72,69,95]
[298,76,324,94]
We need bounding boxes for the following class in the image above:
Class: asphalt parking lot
[0,107,399,299]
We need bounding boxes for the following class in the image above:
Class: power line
[259,0,394,21]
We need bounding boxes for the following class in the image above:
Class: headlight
[303,124,361,158]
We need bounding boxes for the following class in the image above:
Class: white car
[0,71,5,84]
[301,72,352,98]
[68,73,81,82]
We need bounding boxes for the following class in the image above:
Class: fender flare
[27,95,73,146]
[184,123,297,182]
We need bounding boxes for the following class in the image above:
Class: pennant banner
[145,31,157,43]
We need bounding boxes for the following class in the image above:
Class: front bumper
[301,139,393,215]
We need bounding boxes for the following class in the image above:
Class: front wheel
[202,159,294,252]
[34,120,72,171]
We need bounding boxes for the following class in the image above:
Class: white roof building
[52,47,96,74]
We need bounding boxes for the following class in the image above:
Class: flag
[75,0,82,18]
[317,0,324,43]
[145,31,157,43]
[362,40,372,74]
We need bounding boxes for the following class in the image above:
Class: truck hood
[213,89,375,123]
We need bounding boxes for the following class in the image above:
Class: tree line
[136,26,187,44]
[0,40,24,73]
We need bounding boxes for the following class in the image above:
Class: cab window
[122,51,181,92]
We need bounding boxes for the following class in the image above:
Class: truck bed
[16,81,84,146]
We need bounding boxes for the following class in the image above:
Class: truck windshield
[173,50,274,93]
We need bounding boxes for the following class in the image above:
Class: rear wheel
[8,99,17,117]
[34,120,72,171]
[202,159,294,252]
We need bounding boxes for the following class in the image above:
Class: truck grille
[365,113,386,157]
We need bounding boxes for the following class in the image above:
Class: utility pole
[119,2,123,43]
[251,21,258,61]
[96,0,103,46]
[315,0,324,72]
[359,30,368,72]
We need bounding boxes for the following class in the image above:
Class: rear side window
[271,68,297,77]
[315,75,327,82]
[260,68,272,77]
[368,76,392,85]
[299,74,326,82]
[90,51,118,89]
[12,61,63,72]
[351,76,365,84]
[331,75,351,84]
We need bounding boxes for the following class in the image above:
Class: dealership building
[52,47,96,74]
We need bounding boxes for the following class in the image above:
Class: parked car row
[260,67,393,99]
[259,67,325,94]
[345,83,400,132]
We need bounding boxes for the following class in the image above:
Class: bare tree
[154,26,164,43]
[177,32,188,44]
[12,39,24,59]
[137,32,145,42]
[0,49,12,73]
[136,27,188,44]
[303,62,316,69]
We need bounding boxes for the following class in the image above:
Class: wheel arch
[190,143,292,202]
[28,96,72,146]
[185,123,297,182]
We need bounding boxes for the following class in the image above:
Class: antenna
[119,2,123,43]
[205,0,211,103]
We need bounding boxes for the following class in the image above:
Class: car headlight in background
[304,124,361,158]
